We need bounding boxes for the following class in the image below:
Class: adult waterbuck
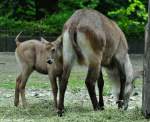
[48,9,142,116]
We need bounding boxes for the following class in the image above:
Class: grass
[0,102,146,122]
[0,53,145,121]
[0,69,142,95]
[0,69,112,95]
[0,68,144,122]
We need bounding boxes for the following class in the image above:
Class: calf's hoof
[22,101,27,108]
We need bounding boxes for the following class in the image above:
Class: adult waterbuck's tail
[68,26,85,65]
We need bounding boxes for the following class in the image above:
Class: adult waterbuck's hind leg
[97,69,104,110]
[57,30,75,116]
[85,63,101,110]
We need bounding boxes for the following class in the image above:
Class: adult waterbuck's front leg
[115,57,126,109]
[85,63,101,110]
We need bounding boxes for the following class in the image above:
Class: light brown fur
[14,35,63,109]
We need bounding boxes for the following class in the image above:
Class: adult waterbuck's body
[56,9,137,116]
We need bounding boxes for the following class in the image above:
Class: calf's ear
[41,37,49,44]
[57,35,63,48]
[52,35,63,49]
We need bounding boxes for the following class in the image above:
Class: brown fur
[14,35,63,109]
[64,9,128,66]
[56,9,133,116]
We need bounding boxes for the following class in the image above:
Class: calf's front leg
[48,74,58,109]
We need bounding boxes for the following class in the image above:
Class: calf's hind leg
[14,74,22,106]
[19,68,33,108]
[14,66,33,107]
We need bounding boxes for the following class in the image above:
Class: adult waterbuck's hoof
[94,104,104,111]
[123,101,129,110]
[98,103,105,110]
[116,100,124,109]
[99,106,104,111]
[57,109,64,117]
[123,104,128,110]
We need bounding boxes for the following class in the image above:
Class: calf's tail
[15,32,22,47]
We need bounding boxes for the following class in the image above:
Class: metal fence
[0,29,144,53]
[0,29,57,52]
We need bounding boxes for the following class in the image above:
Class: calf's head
[41,36,62,64]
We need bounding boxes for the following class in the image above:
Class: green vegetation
[0,69,144,121]
[0,11,72,36]
[0,53,144,121]
[0,67,142,95]
[0,0,148,41]
[0,69,111,95]
[0,105,146,122]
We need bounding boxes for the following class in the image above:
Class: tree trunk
[142,0,150,119]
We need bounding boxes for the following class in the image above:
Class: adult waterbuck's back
[56,9,137,116]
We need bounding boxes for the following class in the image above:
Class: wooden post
[142,0,150,119]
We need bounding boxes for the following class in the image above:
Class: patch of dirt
[0,87,142,110]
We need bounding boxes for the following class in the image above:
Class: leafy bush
[108,0,147,39]
[0,11,72,36]
[58,0,100,11]
[0,0,148,42]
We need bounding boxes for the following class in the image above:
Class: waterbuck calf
[14,33,63,109]
[48,9,142,116]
